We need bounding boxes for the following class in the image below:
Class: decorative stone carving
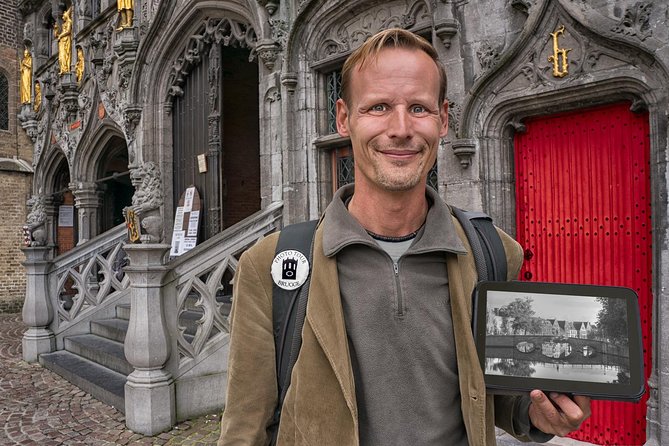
[476,41,502,73]
[280,72,298,94]
[140,215,163,243]
[612,2,653,41]
[24,194,48,247]
[451,138,477,168]
[256,39,281,70]
[122,105,142,146]
[258,0,279,16]
[130,161,163,214]
[447,101,462,137]
[269,19,288,49]
[166,18,258,103]
[434,19,459,48]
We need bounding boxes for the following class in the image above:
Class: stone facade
[8,0,669,443]
[0,0,33,313]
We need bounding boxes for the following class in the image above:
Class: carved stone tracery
[612,2,653,41]
[166,18,258,104]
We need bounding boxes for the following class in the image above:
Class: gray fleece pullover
[321,184,469,446]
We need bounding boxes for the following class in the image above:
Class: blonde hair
[340,28,447,105]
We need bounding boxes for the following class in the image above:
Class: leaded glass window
[427,164,438,191]
[0,73,8,131]
[326,70,342,134]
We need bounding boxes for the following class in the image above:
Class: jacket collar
[322,184,467,257]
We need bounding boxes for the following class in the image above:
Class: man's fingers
[548,393,589,429]
[529,391,591,437]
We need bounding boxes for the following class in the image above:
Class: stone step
[91,318,129,343]
[39,350,126,413]
[116,303,130,320]
[65,334,133,376]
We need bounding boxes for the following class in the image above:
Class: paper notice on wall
[170,231,185,256]
[187,210,199,237]
[58,205,74,227]
[184,187,195,212]
[174,207,185,231]
[183,237,197,251]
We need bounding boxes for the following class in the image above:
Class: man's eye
[370,104,386,112]
[411,105,427,113]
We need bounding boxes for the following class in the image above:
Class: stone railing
[121,202,283,434]
[50,224,130,335]
[22,224,129,360]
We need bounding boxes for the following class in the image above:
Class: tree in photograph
[498,297,542,335]
[596,297,628,345]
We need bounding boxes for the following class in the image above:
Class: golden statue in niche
[20,48,32,104]
[54,7,73,74]
[75,47,85,84]
[117,0,134,30]
[33,82,42,113]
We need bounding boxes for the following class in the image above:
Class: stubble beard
[368,140,431,192]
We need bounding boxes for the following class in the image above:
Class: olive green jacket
[219,216,526,446]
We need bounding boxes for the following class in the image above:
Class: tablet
[472,281,645,401]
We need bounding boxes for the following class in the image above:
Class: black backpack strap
[269,219,318,444]
[451,207,507,281]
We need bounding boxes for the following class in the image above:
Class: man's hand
[528,390,591,437]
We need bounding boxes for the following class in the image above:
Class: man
[219,28,590,445]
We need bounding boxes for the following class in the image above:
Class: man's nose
[387,108,412,138]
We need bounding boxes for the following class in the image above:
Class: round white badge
[271,250,310,290]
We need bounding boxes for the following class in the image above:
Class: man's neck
[347,185,429,237]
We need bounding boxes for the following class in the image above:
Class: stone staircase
[38,296,232,414]
[39,303,132,412]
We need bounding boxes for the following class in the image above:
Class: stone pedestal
[71,182,103,244]
[21,246,55,362]
[123,243,175,435]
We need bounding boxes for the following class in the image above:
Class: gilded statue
[20,48,32,104]
[33,82,41,113]
[55,7,73,74]
[117,0,134,30]
[75,47,85,84]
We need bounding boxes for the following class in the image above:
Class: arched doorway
[52,156,76,255]
[97,136,132,233]
[171,19,261,242]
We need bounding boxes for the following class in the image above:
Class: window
[326,70,341,134]
[0,73,8,131]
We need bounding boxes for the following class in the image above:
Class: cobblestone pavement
[0,313,221,446]
[1,313,594,446]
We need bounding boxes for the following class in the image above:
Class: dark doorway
[98,137,133,233]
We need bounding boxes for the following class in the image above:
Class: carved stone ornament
[256,39,281,70]
[130,161,164,214]
[280,72,298,94]
[447,101,462,137]
[612,2,653,41]
[451,138,477,168]
[23,194,48,246]
[123,105,142,144]
[476,41,502,74]
[257,0,279,16]
[434,19,459,48]
[509,0,532,15]
[166,18,257,104]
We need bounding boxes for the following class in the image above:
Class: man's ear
[439,100,449,138]
[336,98,350,137]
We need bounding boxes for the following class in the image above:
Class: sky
[486,290,608,324]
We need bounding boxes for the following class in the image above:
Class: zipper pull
[393,262,399,275]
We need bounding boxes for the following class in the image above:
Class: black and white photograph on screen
[485,290,631,384]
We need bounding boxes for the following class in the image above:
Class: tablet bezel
[472,281,645,401]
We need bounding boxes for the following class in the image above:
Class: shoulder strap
[451,207,507,281]
[269,219,318,443]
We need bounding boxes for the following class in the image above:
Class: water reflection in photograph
[485,358,630,383]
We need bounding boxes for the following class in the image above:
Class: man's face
[336,47,448,193]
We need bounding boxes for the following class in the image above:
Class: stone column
[72,182,102,244]
[22,246,55,362]
[123,243,175,435]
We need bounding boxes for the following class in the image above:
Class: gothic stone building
[14,0,669,444]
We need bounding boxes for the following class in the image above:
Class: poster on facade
[58,205,74,227]
[472,281,644,401]
[170,186,201,257]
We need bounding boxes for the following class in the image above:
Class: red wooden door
[514,102,652,445]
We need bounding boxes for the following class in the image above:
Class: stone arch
[136,1,263,237]
[36,146,73,249]
[455,0,668,230]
